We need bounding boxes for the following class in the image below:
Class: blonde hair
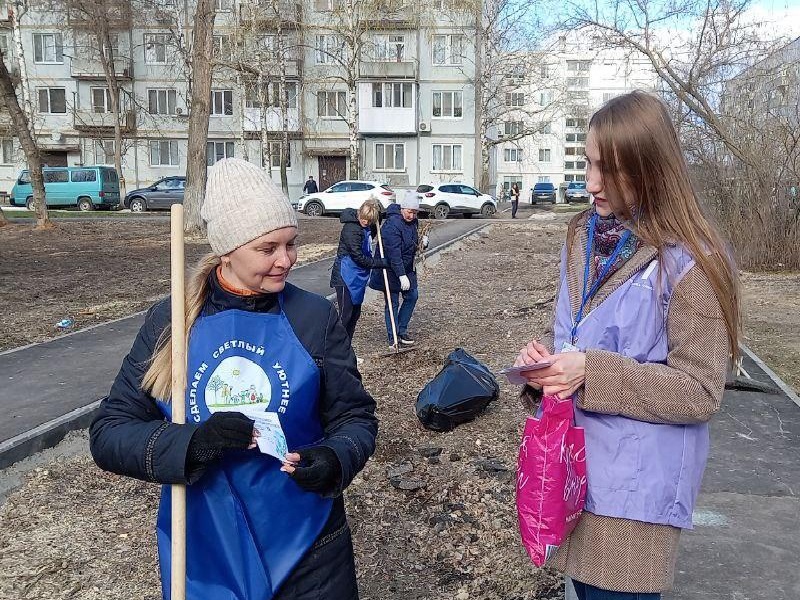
[581,91,740,362]
[142,253,221,400]
[358,198,381,225]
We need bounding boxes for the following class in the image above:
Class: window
[215,0,233,9]
[565,133,587,142]
[432,144,462,172]
[540,64,548,78]
[374,34,405,62]
[71,169,97,182]
[148,88,177,115]
[246,82,298,109]
[212,35,233,61]
[314,0,337,9]
[432,34,464,66]
[538,91,551,106]
[537,176,551,183]
[505,92,525,107]
[540,122,551,134]
[317,90,346,118]
[564,146,585,156]
[432,91,462,118]
[102,34,120,61]
[33,33,63,64]
[266,141,292,169]
[503,121,523,136]
[565,117,587,128]
[144,34,169,64]
[94,139,115,164]
[0,34,8,55]
[565,161,585,170]
[1,138,13,164]
[315,35,341,65]
[211,90,234,116]
[375,143,405,171]
[38,88,66,114]
[538,148,551,162]
[206,141,235,165]
[602,92,615,102]
[504,148,522,162]
[258,34,284,60]
[566,60,591,73]
[92,88,113,113]
[567,77,589,87]
[371,83,412,108]
[44,170,69,183]
[150,140,179,166]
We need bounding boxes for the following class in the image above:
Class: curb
[740,344,800,409]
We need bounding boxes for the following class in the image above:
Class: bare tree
[0,48,49,228]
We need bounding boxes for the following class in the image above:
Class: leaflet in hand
[251,412,288,461]
[500,361,553,385]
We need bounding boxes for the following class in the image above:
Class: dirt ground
[0,215,342,352]
[0,218,797,600]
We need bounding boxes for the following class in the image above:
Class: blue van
[10,166,121,211]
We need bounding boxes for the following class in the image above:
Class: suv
[565,181,590,203]
[416,183,497,219]
[531,182,556,204]
[297,180,395,217]
[124,176,186,212]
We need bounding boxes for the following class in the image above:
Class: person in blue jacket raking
[90,158,378,600]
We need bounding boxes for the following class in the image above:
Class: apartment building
[494,34,658,201]
[0,0,480,200]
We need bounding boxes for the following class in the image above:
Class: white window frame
[215,0,233,10]
[38,88,67,114]
[315,34,341,65]
[91,87,113,113]
[144,34,169,65]
[33,33,63,64]
[317,90,346,119]
[538,176,551,183]
[374,34,405,62]
[148,88,178,115]
[206,140,235,165]
[504,148,522,162]
[266,141,292,169]
[372,82,412,108]
[1,138,14,164]
[102,34,120,62]
[432,91,462,118]
[374,142,405,172]
[267,81,299,109]
[506,92,525,107]
[149,139,179,167]
[538,148,551,162]
[212,35,233,61]
[94,139,115,165]
[432,143,462,173]
[211,90,234,116]
[503,121,523,136]
[432,34,464,66]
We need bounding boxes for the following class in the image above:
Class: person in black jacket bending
[329,200,388,339]
[90,158,377,600]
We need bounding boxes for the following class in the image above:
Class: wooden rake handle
[375,216,400,349]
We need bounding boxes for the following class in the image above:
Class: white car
[416,183,497,219]
[296,180,396,216]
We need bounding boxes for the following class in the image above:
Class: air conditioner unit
[418,122,428,131]
[176,107,184,116]
[497,131,505,138]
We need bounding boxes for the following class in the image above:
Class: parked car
[531,182,556,204]
[296,180,396,216]
[10,166,121,211]
[124,176,186,212]
[416,183,497,219]
[564,181,590,203]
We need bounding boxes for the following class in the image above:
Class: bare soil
[0,219,797,600]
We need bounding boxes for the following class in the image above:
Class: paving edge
[740,343,800,409]
[0,399,102,470]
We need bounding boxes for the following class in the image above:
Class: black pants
[335,285,362,340]
[511,199,519,218]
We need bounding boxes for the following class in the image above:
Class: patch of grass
[5,209,144,219]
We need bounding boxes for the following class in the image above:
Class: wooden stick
[170,204,187,600]
[375,217,400,350]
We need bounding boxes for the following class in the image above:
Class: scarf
[589,210,641,286]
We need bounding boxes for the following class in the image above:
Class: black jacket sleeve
[89,299,204,485]
[342,223,388,270]
[316,303,378,495]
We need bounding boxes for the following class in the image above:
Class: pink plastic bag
[516,395,587,566]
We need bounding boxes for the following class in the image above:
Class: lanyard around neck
[571,213,631,343]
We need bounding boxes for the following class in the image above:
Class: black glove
[187,412,255,469]
[288,445,342,496]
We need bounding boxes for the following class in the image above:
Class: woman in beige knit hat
[90,158,377,600]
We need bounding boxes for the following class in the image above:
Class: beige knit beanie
[202,158,298,256]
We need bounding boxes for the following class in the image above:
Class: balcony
[243,107,301,133]
[239,1,302,28]
[73,109,136,133]
[360,2,418,29]
[360,61,416,79]
[71,57,134,80]
[67,1,132,29]
[357,81,416,135]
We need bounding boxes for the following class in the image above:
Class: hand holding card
[500,361,553,385]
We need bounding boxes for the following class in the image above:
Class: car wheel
[78,197,94,212]
[480,203,496,217]
[304,201,324,217]
[433,204,449,220]
[129,197,146,213]
[25,196,35,211]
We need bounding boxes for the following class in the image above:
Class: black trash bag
[415,348,500,432]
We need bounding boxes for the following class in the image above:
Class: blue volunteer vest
[156,299,333,600]
[339,228,373,305]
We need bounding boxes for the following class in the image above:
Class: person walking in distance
[302,175,318,195]
[513,91,739,600]
[369,191,428,347]
[510,182,520,219]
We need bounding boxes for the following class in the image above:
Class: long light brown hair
[142,253,221,400]
[580,90,740,362]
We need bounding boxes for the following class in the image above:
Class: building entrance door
[318,156,346,191]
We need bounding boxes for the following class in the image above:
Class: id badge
[561,341,579,353]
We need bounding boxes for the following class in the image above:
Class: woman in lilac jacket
[515,92,740,599]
